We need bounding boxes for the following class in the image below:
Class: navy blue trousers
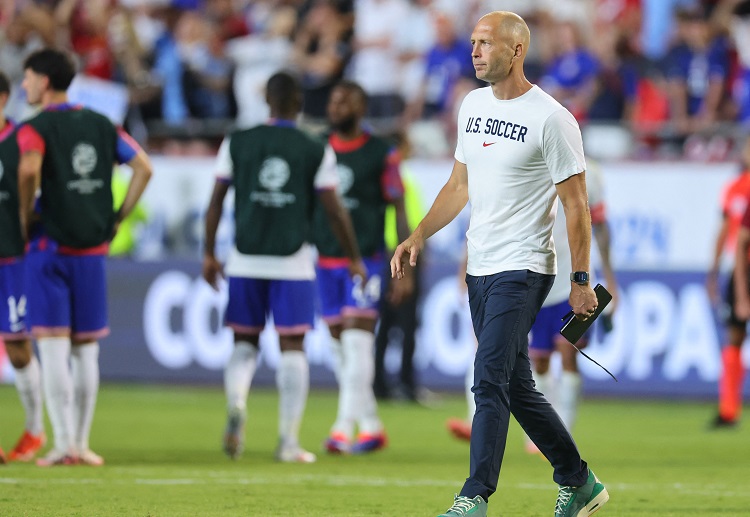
[459,270,589,501]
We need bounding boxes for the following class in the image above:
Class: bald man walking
[391,11,609,517]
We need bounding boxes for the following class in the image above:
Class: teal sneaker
[555,469,609,517]
[437,495,487,516]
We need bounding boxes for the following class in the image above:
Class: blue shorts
[0,259,29,339]
[225,277,315,335]
[25,251,109,340]
[529,299,587,355]
[316,256,384,324]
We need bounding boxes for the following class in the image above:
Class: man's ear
[514,44,522,57]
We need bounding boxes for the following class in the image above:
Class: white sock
[342,328,382,435]
[465,362,475,423]
[329,337,343,384]
[224,341,257,413]
[71,343,100,452]
[533,369,555,406]
[38,337,74,452]
[558,371,582,431]
[13,355,44,436]
[331,336,356,439]
[276,350,309,450]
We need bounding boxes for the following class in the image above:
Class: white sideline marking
[0,476,748,498]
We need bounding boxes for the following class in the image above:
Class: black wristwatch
[570,271,589,285]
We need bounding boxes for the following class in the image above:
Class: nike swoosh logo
[483,142,496,147]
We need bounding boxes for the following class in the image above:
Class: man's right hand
[202,254,224,291]
[391,233,424,279]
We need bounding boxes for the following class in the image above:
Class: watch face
[571,271,589,283]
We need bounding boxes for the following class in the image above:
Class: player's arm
[318,188,366,281]
[112,128,153,234]
[391,159,468,279]
[556,172,597,319]
[17,151,42,241]
[116,149,153,224]
[203,180,230,290]
[707,212,729,304]
[734,206,750,320]
[203,137,233,291]
[591,206,618,312]
[16,125,45,241]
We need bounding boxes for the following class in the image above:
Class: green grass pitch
[1,384,749,516]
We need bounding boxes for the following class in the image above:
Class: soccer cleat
[78,449,104,466]
[223,409,246,459]
[0,446,6,464]
[275,446,317,464]
[708,414,738,430]
[8,431,46,462]
[36,449,78,467]
[437,494,487,516]
[446,418,472,442]
[324,432,351,454]
[351,431,387,454]
[555,469,609,517]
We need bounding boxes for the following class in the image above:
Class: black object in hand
[559,284,617,382]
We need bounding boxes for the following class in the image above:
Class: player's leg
[315,264,354,453]
[316,264,346,383]
[342,257,386,453]
[1,261,45,462]
[4,338,45,462]
[556,333,584,432]
[713,271,746,427]
[397,266,420,401]
[271,279,316,463]
[27,250,76,466]
[222,276,266,459]
[69,254,110,466]
[373,269,396,400]
[716,326,745,427]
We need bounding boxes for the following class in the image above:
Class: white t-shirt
[455,85,586,277]
[544,160,605,306]
[214,135,339,280]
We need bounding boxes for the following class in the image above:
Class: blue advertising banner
[69,258,748,400]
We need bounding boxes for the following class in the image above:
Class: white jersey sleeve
[541,109,586,184]
[215,137,233,181]
[314,144,339,190]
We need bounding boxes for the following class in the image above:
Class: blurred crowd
[2,0,750,159]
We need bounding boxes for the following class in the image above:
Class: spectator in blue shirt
[540,20,600,121]
[664,6,730,134]
[403,12,476,123]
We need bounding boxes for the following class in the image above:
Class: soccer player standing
[203,71,366,463]
[706,136,750,428]
[0,70,46,462]
[314,80,412,455]
[17,49,153,467]
[391,11,608,517]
